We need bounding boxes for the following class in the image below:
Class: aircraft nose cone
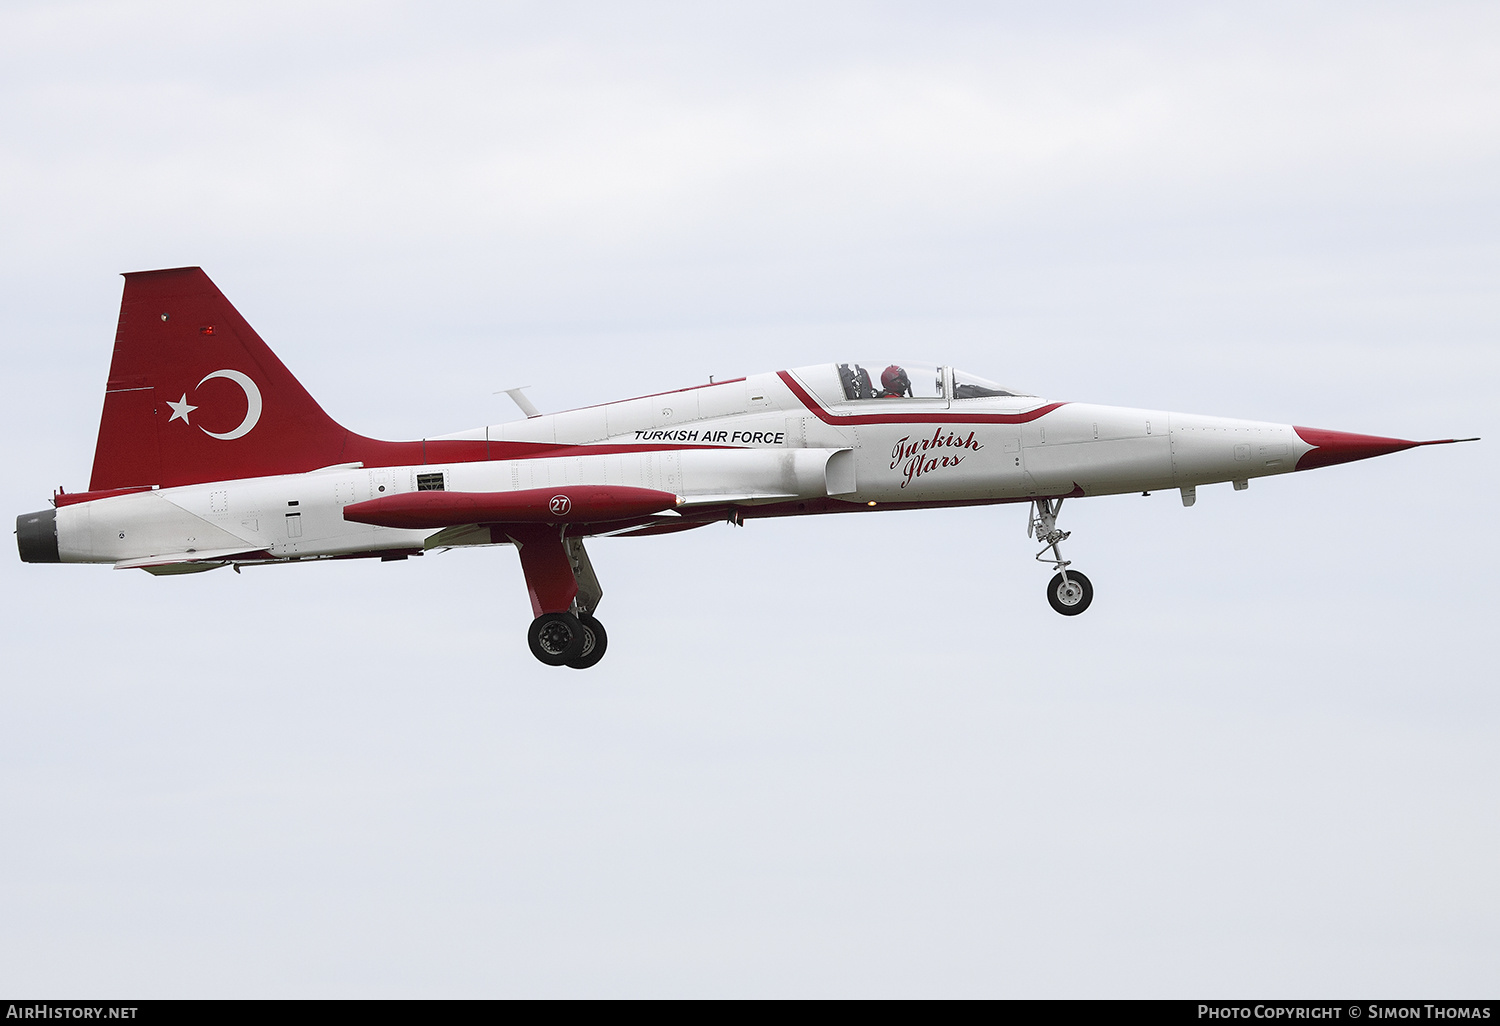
[1294,426,1425,470]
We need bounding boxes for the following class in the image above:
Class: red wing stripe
[776,371,1066,425]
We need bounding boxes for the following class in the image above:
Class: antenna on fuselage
[496,386,542,419]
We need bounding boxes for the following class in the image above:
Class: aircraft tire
[528,611,586,666]
[1047,571,1093,616]
[566,615,608,670]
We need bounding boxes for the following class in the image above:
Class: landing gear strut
[1029,498,1093,616]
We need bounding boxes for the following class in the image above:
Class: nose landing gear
[1029,498,1093,616]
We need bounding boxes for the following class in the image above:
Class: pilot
[878,364,912,398]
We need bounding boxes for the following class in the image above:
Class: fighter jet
[14,268,1477,668]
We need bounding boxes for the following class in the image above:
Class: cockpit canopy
[834,362,1031,401]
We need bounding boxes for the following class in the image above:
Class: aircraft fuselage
[39,367,1310,571]
[17,268,1471,666]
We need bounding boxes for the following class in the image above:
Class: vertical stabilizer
[90,267,354,490]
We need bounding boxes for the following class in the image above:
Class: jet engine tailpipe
[16,509,60,563]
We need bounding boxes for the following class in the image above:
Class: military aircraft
[15,268,1478,668]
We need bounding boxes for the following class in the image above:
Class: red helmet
[881,365,910,395]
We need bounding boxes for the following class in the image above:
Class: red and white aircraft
[16,268,1477,668]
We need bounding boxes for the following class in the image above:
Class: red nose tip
[1294,427,1477,471]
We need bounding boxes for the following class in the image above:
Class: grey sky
[1,1,1496,996]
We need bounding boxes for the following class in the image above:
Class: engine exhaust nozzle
[16,509,60,563]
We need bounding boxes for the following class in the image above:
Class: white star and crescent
[164,370,263,440]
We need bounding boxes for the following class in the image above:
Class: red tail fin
[90,267,497,490]
[90,268,360,490]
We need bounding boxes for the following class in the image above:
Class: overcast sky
[2,1,1496,997]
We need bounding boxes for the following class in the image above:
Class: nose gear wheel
[1047,571,1093,615]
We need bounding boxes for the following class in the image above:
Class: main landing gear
[509,527,611,669]
[1029,498,1093,616]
